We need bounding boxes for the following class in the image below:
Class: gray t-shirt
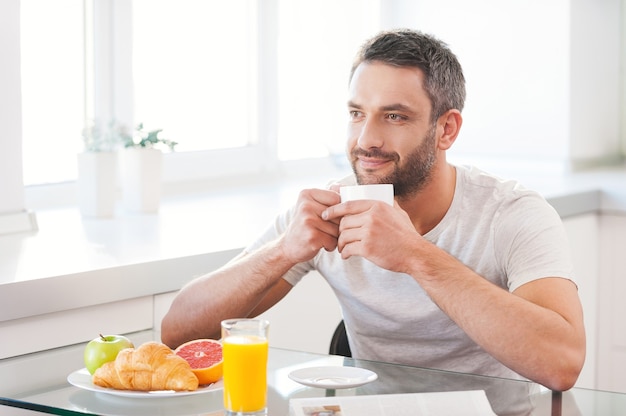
[246,165,574,380]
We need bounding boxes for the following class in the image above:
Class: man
[162,29,585,391]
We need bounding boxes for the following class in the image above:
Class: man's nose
[356,118,384,149]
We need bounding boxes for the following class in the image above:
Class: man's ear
[437,109,463,150]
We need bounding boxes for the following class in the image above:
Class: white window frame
[92,0,280,185]
[20,0,350,210]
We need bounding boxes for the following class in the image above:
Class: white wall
[569,0,622,165]
[596,214,626,392]
[380,0,623,168]
[563,214,599,390]
[0,0,26,216]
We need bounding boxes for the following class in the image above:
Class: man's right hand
[161,187,342,348]
[279,188,342,264]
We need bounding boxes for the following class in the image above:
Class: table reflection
[0,348,610,416]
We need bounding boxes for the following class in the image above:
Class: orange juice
[222,335,269,413]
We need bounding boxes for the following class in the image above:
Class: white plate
[288,366,377,389]
[67,368,223,398]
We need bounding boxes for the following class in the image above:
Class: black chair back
[328,320,352,357]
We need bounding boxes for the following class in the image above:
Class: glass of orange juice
[221,319,270,416]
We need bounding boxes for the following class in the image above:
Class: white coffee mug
[340,184,394,206]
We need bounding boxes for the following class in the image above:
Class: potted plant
[77,120,122,218]
[118,123,177,213]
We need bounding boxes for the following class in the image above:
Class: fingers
[330,201,398,259]
[282,188,342,262]
[296,188,342,227]
[327,182,342,193]
[322,199,378,221]
[305,187,341,207]
[288,189,396,261]
[303,189,342,250]
[293,224,338,253]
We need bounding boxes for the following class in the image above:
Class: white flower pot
[119,148,163,213]
[77,152,118,218]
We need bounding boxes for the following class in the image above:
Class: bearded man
[162,29,585,392]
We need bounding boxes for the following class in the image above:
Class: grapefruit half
[174,339,223,385]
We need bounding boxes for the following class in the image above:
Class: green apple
[84,334,134,375]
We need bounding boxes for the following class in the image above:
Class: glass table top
[1,347,625,415]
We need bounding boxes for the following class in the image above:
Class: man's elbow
[542,350,586,392]
[160,313,182,349]
[544,368,581,392]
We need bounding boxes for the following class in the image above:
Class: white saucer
[288,366,377,389]
[67,368,222,398]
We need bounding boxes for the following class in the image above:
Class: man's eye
[349,110,362,118]
[387,113,405,121]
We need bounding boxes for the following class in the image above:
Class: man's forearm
[408,244,585,390]
[160,239,296,348]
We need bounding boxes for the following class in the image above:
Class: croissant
[92,341,199,391]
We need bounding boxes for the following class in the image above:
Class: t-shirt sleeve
[244,206,314,286]
[494,191,575,293]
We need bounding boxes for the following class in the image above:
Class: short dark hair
[351,29,466,123]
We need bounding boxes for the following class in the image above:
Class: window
[20,0,84,185]
[276,0,380,160]
[132,0,258,153]
[16,1,623,194]
[20,1,378,188]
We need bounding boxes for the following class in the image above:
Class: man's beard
[350,124,437,198]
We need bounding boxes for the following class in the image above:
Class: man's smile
[357,156,393,171]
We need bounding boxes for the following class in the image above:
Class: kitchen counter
[0,174,316,323]
[2,163,626,325]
